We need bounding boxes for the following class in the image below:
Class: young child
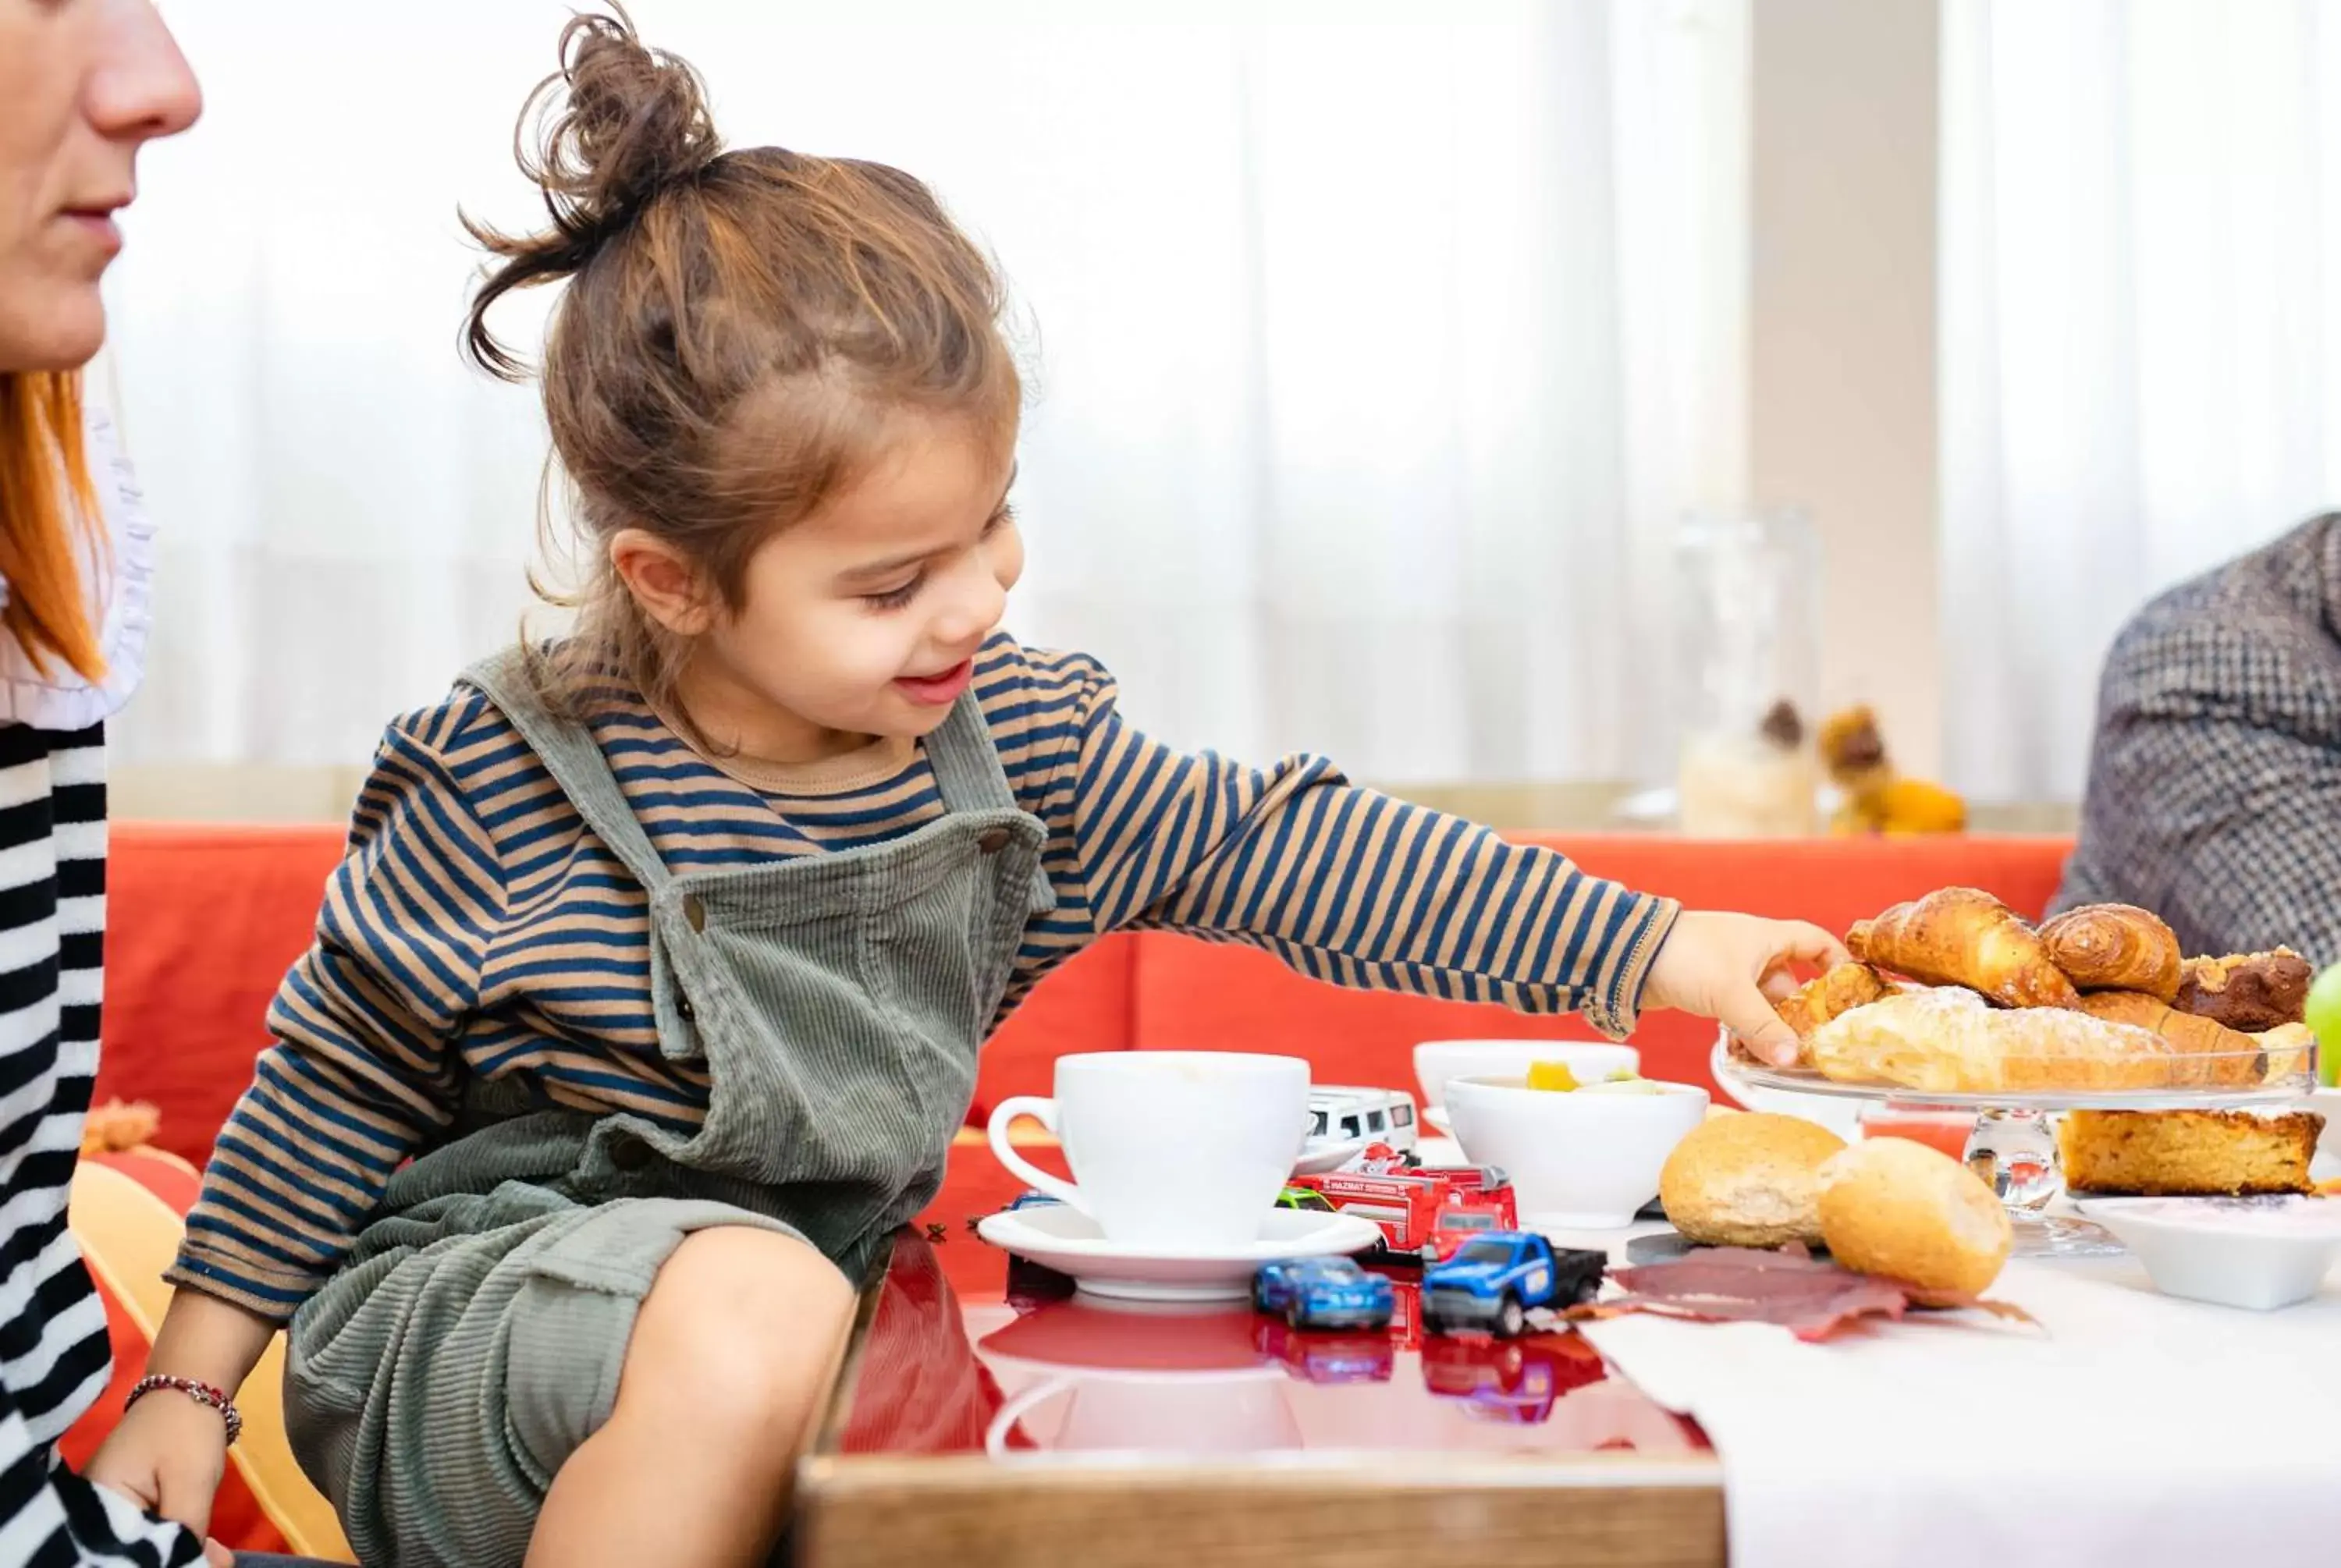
[90,12,1840,1567]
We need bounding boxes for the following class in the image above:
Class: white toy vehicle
[1306,1084,1420,1155]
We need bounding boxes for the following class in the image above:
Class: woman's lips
[62,211,123,257]
[893,658,975,706]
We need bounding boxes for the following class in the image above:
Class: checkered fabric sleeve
[2054,513,2341,967]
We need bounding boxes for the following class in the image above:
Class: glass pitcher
[1672,509,1821,837]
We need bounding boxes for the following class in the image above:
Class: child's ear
[609,530,716,636]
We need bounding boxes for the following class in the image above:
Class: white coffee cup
[986,1052,1310,1250]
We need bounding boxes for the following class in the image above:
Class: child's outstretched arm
[1638,911,1849,1064]
[1024,651,1840,1063]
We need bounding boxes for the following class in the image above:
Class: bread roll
[2038,904,2183,1002]
[1659,1112,1847,1248]
[1817,1137,2012,1294]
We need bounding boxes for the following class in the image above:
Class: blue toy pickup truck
[1252,1256,1396,1331]
[1419,1232,1605,1338]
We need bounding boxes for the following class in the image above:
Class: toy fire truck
[1284,1164,1516,1265]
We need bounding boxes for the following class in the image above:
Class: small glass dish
[2072,1195,2341,1311]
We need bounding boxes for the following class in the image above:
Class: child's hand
[83,1390,229,1545]
[1642,910,1851,1067]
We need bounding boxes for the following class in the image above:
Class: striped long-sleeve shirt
[170,637,1678,1318]
[0,724,201,1568]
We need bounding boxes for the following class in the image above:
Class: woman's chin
[0,286,108,374]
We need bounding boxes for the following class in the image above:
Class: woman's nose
[87,2,205,145]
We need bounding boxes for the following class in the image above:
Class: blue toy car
[1251,1255,1396,1331]
[1420,1231,1605,1339]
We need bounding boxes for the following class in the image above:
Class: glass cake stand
[1710,1034,2320,1258]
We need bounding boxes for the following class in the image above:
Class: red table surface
[831,1235,1710,1461]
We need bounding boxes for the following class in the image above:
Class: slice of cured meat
[1583,1246,2033,1343]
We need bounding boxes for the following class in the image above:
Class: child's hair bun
[464,4,724,378]
[529,5,721,232]
[465,3,1020,720]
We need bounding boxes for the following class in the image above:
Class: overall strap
[922,683,1055,913]
[922,686,1022,817]
[462,647,675,895]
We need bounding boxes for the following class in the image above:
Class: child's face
[652,412,1022,757]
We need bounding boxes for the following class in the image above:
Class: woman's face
[0,0,200,372]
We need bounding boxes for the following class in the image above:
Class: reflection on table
[832,1234,1707,1460]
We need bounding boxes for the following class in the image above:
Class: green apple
[2307,962,2341,1087]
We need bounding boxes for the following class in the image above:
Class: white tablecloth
[1579,1252,2341,1568]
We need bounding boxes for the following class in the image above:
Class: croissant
[1806,986,2173,1094]
[1771,963,1895,1057]
[2037,905,2183,1002]
[1846,888,2081,1011]
[2076,991,2261,1088]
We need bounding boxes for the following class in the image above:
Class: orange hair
[0,371,105,683]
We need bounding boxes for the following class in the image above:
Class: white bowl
[1413,1040,1639,1114]
[1442,1073,1708,1229]
[2073,1196,2341,1312]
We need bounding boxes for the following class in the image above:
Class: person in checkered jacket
[2055,512,2341,967]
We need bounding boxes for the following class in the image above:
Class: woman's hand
[83,1389,230,1548]
[1642,910,1849,1067]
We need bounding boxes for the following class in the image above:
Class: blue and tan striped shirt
[169,636,1678,1317]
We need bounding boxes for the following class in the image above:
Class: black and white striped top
[0,724,197,1567]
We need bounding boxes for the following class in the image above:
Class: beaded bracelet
[125,1375,243,1447]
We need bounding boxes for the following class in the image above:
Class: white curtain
[103,0,1747,783]
[1941,0,2341,804]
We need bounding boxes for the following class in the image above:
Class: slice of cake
[2059,1109,2321,1197]
[2173,949,2313,1032]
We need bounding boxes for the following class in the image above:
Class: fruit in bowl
[1526,1060,1584,1092]
[1443,1073,1708,1229]
[1526,1059,1672,1095]
[1414,1040,1639,1114]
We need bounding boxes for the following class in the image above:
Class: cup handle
[983,1375,1075,1457]
[986,1096,1089,1215]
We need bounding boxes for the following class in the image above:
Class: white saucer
[975,1204,1382,1302]
[1292,1136,1369,1175]
[1423,1105,1452,1133]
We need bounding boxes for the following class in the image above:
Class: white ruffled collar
[0,399,154,731]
